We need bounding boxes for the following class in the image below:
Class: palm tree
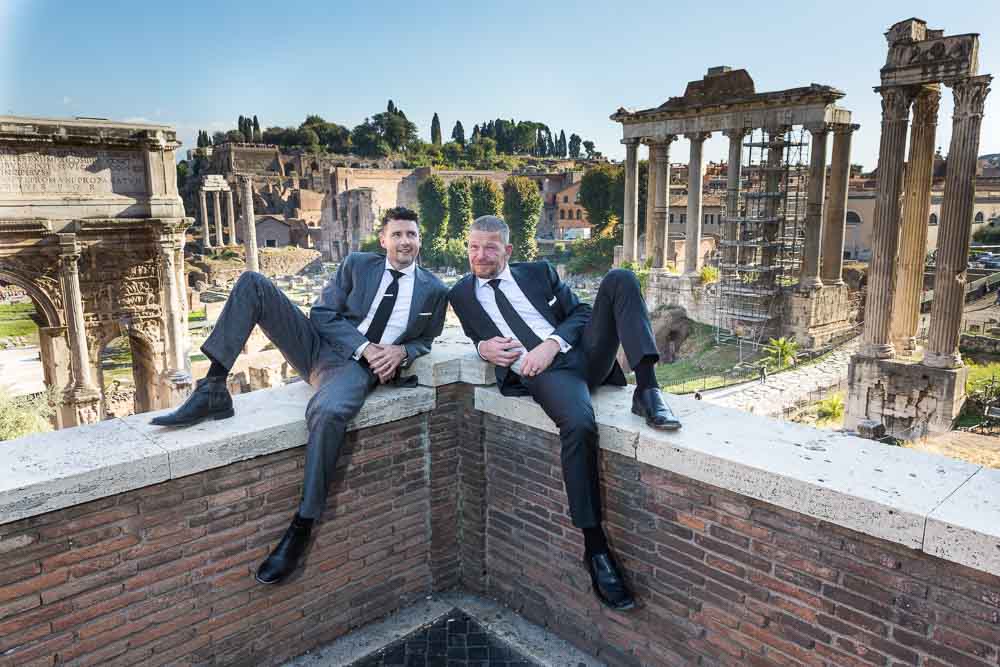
[764,337,799,370]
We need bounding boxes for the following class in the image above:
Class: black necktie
[365,269,404,344]
[487,278,544,351]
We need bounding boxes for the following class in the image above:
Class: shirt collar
[476,265,513,290]
[385,258,417,278]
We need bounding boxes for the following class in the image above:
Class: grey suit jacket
[310,252,448,366]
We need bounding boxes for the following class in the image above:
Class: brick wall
[478,414,1000,667]
[0,414,436,667]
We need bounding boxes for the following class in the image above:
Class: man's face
[467,230,512,280]
[380,219,421,269]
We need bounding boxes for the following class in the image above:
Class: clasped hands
[362,343,407,383]
[478,336,560,377]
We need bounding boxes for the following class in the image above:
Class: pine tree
[252,115,261,142]
[559,130,567,158]
[417,175,449,252]
[447,179,473,240]
[502,176,542,261]
[451,121,465,146]
[431,113,442,146]
[471,178,503,218]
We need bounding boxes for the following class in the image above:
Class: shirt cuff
[353,341,369,360]
[476,341,488,362]
[547,335,571,353]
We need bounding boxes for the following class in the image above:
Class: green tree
[252,115,261,142]
[764,337,799,370]
[417,174,449,253]
[558,130,567,157]
[225,129,246,143]
[350,118,390,157]
[176,161,190,190]
[583,140,596,159]
[447,179,474,239]
[471,178,503,218]
[452,120,465,146]
[431,113,442,146]
[503,176,542,261]
[569,133,582,158]
[579,163,624,235]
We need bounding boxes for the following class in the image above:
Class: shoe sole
[631,406,682,431]
[584,560,637,612]
[151,408,235,427]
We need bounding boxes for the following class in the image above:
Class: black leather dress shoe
[150,377,233,426]
[632,387,681,431]
[256,517,312,585]
[585,551,635,611]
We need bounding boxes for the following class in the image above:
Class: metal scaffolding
[716,127,810,345]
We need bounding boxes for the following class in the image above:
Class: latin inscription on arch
[0,147,146,196]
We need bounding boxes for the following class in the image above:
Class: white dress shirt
[474,265,570,375]
[353,259,416,359]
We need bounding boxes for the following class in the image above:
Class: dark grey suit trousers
[201,271,376,519]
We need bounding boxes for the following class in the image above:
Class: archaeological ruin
[612,66,857,350]
[846,18,993,437]
[0,116,193,427]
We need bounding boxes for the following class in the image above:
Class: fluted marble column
[212,191,224,251]
[861,86,914,359]
[924,75,993,369]
[723,128,745,268]
[57,234,100,425]
[821,124,856,286]
[226,189,237,246]
[685,132,710,277]
[622,139,640,263]
[644,141,658,264]
[240,175,260,272]
[800,124,829,290]
[652,139,672,268]
[891,87,940,354]
[199,189,212,249]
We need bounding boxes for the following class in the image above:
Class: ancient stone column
[622,139,640,263]
[821,124,856,286]
[652,139,672,268]
[685,132,710,277]
[240,175,260,272]
[212,191,224,250]
[800,124,829,290]
[199,189,212,249]
[159,230,193,404]
[57,234,100,425]
[226,189,237,246]
[924,75,992,369]
[723,128,745,268]
[644,141,658,264]
[861,86,914,359]
[891,87,940,354]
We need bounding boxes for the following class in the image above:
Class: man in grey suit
[151,207,448,584]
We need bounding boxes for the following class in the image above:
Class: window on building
[975,212,985,224]
[563,196,569,203]
[846,211,862,226]
[265,239,277,248]
[929,213,938,226]
[681,214,687,224]
[669,213,674,224]
[560,210,565,220]
[576,210,582,220]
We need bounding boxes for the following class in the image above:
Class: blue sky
[1,0,997,169]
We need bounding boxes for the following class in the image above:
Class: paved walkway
[700,337,860,418]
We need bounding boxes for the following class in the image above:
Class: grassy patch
[188,310,207,322]
[0,303,39,342]
[655,321,764,394]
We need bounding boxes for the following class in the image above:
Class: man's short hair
[469,215,510,244]
[380,206,419,229]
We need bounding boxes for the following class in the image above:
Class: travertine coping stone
[474,385,990,566]
[0,382,435,526]
[924,468,1000,575]
[401,341,494,387]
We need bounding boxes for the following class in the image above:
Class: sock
[206,359,229,379]
[292,513,314,531]
[583,526,609,555]
[634,355,659,391]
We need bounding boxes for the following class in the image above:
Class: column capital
[57,234,81,271]
[875,86,916,121]
[650,141,671,160]
[684,132,711,143]
[722,128,747,140]
[948,74,992,119]
[804,122,834,135]
[833,123,860,135]
[912,86,942,126]
[621,137,641,146]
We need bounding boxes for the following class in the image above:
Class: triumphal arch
[0,116,193,428]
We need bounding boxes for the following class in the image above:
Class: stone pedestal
[644,269,715,327]
[781,283,854,350]
[845,356,967,439]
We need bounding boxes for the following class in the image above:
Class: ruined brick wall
[475,414,1000,667]
[0,414,437,667]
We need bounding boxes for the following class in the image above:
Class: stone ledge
[0,382,436,526]
[475,385,996,574]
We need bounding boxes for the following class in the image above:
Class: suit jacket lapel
[360,255,384,318]
[510,265,557,327]
[464,276,503,340]
[394,266,428,343]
